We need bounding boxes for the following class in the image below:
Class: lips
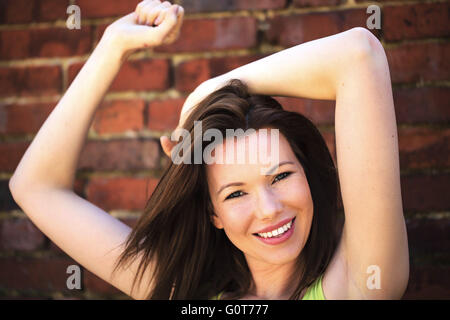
[253,217,295,235]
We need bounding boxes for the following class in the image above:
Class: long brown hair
[112,79,340,299]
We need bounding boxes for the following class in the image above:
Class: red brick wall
[0,0,449,299]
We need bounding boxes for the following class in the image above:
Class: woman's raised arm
[9,1,184,299]
[176,27,409,299]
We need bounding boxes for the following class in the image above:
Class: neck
[245,257,299,300]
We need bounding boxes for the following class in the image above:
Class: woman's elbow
[347,27,386,61]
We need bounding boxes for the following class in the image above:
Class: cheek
[280,175,313,210]
[217,201,253,236]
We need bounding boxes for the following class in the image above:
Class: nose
[254,186,283,221]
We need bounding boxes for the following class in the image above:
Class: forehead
[205,129,299,184]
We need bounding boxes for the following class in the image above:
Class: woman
[9,0,409,300]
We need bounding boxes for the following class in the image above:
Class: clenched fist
[102,0,184,56]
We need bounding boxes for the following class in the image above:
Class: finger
[157,5,180,37]
[146,1,171,26]
[135,1,154,24]
[138,1,161,25]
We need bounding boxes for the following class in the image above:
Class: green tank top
[211,274,325,300]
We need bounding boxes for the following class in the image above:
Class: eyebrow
[216,161,295,196]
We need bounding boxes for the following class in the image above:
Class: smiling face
[206,129,314,268]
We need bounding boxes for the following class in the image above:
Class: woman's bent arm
[9,1,184,299]
[10,35,124,192]
[193,27,409,299]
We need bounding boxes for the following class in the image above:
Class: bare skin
[10,0,408,300]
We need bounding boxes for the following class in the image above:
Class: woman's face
[206,129,314,267]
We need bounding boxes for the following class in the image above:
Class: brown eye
[272,172,292,184]
[225,191,245,201]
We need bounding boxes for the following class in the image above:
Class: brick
[0,0,33,24]
[0,141,29,171]
[398,127,450,170]
[179,0,286,13]
[68,58,170,92]
[0,65,61,97]
[175,54,266,92]
[85,177,159,211]
[154,16,258,53]
[147,98,184,131]
[293,0,342,7]
[266,9,380,46]
[77,0,139,18]
[0,256,79,291]
[384,3,450,41]
[92,99,145,134]
[275,96,335,125]
[0,0,70,24]
[0,102,55,135]
[403,265,450,299]
[83,268,123,295]
[401,173,450,212]
[393,87,450,124]
[0,179,21,211]
[386,42,450,84]
[0,218,46,251]
[0,27,93,60]
[119,216,139,229]
[78,139,160,171]
[407,217,450,254]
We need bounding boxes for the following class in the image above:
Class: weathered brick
[401,173,450,212]
[0,256,78,291]
[0,0,33,24]
[68,58,170,92]
[77,0,139,18]
[293,0,342,7]
[384,2,450,41]
[179,0,286,12]
[78,139,160,171]
[0,141,29,171]
[0,102,55,135]
[0,218,46,251]
[403,265,450,299]
[0,179,21,211]
[147,98,184,131]
[83,268,124,295]
[398,127,450,170]
[0,27,93,60]
[0,66,61,97]
[154,16,258,53]
[393,87,450,124]
[275,96,335,125]
[407,217,450,254]
[92,99,145,134]
[0,0,70,24]
[386,42,450,84]
[266,9,380,46]
[85,177,159,211]
[175,54,266,92]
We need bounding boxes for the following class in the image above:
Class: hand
[160,76,231,158]
[103,0,184,57]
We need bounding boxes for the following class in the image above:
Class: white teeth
[257,219,294,238]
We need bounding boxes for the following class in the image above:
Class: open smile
[252,217,296,245]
